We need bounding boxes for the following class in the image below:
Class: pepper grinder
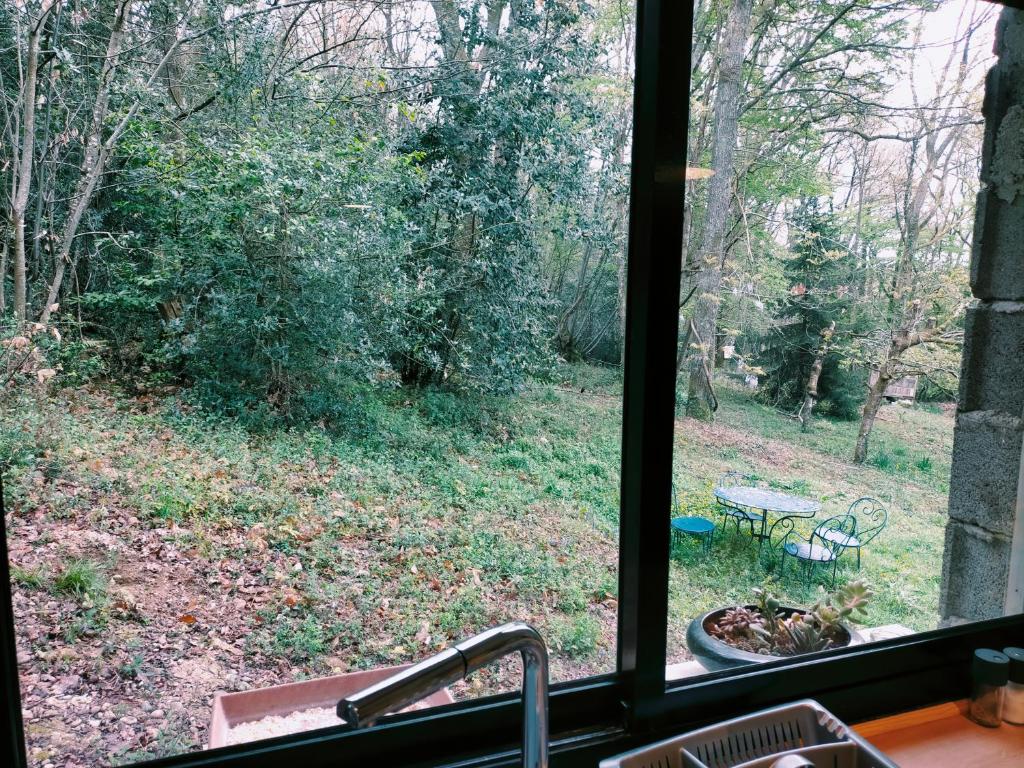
[969,648,1009,727]
[1002,647,1024,725]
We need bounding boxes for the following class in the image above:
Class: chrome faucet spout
[337,621,549,768]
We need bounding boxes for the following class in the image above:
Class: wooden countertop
[855,700,1024,767]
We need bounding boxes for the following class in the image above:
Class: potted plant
[685,581,872,671]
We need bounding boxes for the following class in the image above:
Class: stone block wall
[939,8,1024,625]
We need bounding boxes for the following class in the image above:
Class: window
[3,3,1024,768]
[667,0,1009,684]
[2,1,631,764]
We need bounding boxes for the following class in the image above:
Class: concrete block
[970,191,1024,301]
[939,519,1013,623]
[995,9,1024,87]
[957,302,1024,413]
[947,410,1023,537]
[989,105,1024,206]
[981,9,1024,175]
[972,10,1024,300]
[941,8,1024,630]
[979,68,1011,176]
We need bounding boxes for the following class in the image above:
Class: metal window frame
[3,1,1024,767]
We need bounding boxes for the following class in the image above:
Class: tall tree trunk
[11,12,48,324]
[852,134,936,460]
[0,235,7,315]
[39,0,130,325]
[853,366,889,463]
[618,245,627,367]
[798,321,835,431]
[683,0,753,421]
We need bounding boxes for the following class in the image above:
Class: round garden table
[713,485,821,549]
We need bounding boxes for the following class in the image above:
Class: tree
[756,198,859,426]
[683,0,753,420]
[388,0,601,392]
[681,0,930,421]
[849,4,988,462]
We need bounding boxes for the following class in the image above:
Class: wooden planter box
[209,665,455,749]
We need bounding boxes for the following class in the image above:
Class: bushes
[125,128,424,422]
[75,112,563,420]
[755,199,867,421]
[816,362,867,421]
[53,559,106,599]
[549,614,601,659]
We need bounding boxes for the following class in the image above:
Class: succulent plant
[778,612,831,654]
[830,580,873,618]
[712,606,764,638]
[711,580,873,657]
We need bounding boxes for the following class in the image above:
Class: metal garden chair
[714,471,766,540]
[777,513,857,588]
[816,497,887,569]
[670,482,716,557]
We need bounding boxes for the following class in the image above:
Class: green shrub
[117,653,145,680]
[11,565,48,589]
[53,559,106,599]
[268,611,328,663]
[52,560,109,642]
[549,614,601,659]
[870,450,894,471]
[817,364,867,421]
[49,340,108,385]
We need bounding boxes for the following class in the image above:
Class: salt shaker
[1002,647,1024,725]
[969,648,1009,727]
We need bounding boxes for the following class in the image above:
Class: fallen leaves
[211,637,243,656]
[414,621,431,646]
[5,383,627,768]
[4,335,31,350]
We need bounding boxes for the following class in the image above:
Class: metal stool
[671,516,715,557]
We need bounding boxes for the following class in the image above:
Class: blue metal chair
[670,483,715,556]
[778,513,856,588]
[817,497,887,569]
[714,471,766,540]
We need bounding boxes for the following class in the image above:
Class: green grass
[666,380,954,661]
[10,564,48,589]
[52,559,106,599]
[6,365,956,686]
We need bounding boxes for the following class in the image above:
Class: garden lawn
[666,382,954,663]
[2,366,953,765]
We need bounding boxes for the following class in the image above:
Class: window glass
[1,1,634,763]
[667,0,1003,682]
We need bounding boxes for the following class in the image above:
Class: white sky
[896,0,999,107]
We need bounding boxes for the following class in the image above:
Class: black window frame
[3,1,1024,766]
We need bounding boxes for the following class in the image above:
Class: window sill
[855,700,1024,768]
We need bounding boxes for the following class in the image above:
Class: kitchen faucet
[337,621,549,768]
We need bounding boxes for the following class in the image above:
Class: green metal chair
[670,483,715,556]
[779,513,856,588]
[816,497,887,569]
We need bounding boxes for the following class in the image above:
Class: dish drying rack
[599,700,898,768]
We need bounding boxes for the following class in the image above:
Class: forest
[1,0,989,452]
[0,0,995,764]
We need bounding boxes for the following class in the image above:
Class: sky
[897,0,999,107]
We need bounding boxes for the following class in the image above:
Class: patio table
[712,484,821,549]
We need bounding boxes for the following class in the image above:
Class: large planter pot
[209,664,455,749]
[685,606,863,672]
